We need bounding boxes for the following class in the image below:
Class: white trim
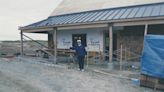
[113,19,164,26]
[21,28,54,33]
[57,24,108,30]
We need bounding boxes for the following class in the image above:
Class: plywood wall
[117,26,145,55]
[56,28,105,52]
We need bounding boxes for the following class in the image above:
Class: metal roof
[50,0,164,16]
[21,3,164,30]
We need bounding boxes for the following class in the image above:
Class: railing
[22,34,48,49]
[22,34,54,57]
[113,45,141,70]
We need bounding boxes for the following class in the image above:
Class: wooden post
[86,51,89,68]
[154,78,158,91]
[53,28,57,63]
[144,24,148,36]
[20,30,24,56]
[125,46,127,61]
[109,24,113,62]
[120,44,123,70]
[48,31,55,54]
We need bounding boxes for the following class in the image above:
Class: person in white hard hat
[70,40,87,71]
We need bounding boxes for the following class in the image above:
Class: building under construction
[19,0,164,62]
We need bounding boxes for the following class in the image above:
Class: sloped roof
[21,2,164,30]
[50,0,164,16]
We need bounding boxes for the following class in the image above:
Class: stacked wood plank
[140,74,164,91]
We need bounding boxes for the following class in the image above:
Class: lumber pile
[140,74,164,91]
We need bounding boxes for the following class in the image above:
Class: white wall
[56,28,105,52]
[50,0,164,16]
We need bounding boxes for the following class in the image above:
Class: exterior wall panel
[56,28,105,52]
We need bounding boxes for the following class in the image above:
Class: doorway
[72,34,87,47]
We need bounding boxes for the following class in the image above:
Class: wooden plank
[113,18,164,26]
[140,74,164,91]
[58,23,108,30]
[21,28,54,33]
[48,31,55,54]
[93,69,132,80]
[109,24,113,62]
[120,44,123,70]
[144,24,148,36]
[54,28,57,62]
[20,31,24,56]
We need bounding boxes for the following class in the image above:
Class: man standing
[71,40,87,71]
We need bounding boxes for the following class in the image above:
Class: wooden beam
[144,24,148,36]
[120,44,123,70]
[53,28,57,62]
[20,30,24,56]
[58,23,108,30]
[108,24,113,62]
[48,31,54,47]
[21,28,54,33]
[114,19,164,27]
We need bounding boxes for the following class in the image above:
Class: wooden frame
[144,24,148,36]
[20,30,23,56]
[53,28,57,62]
[108,24,113,62]
[113,19,164,27]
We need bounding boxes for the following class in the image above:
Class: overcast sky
[0,0,62,41]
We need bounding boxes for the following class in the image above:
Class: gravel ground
[0,57,161,92]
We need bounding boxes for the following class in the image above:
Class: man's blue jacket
[71,45,87,57]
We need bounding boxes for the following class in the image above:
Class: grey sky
[1,0,163,41]
[0,0,62,41]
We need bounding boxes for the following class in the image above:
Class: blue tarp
[141,35,164,78]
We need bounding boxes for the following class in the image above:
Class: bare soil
[0,57,161,92]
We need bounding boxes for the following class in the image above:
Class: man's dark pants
[77,56,85,70]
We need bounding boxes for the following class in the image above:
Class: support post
[120,44,123,70]
[20,30,24,56]
[53,28,57,63]
[144,24,148,36]
[48,31,55,54]
[125,46,127,61]
[108,24,113,62]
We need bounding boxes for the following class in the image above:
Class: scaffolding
[113,44,140,70]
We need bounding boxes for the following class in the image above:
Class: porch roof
[20,2,164,30]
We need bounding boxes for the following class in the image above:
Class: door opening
[72,34,87,47]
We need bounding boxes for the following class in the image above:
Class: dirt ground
[0,57,161,92]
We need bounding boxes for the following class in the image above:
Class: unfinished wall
[117,24,164,55]
[56,28,105,52]
[117,26,145,55]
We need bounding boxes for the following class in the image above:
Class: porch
[19,3,164,71]
[19,21,164,71]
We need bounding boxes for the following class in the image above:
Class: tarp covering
[141,35,164,78]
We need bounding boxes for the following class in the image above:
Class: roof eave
[20,16,164,32]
